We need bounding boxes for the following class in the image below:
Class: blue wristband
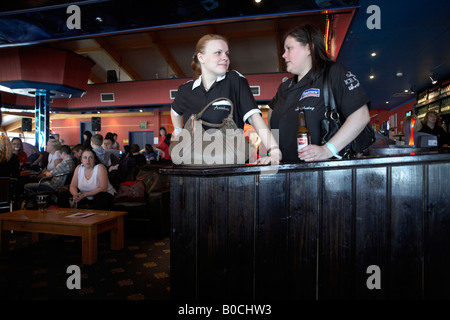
[326,142,342,159]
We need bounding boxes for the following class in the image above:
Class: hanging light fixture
[430,73,438,85]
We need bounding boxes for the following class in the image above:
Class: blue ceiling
[1,0,449,111]
[338,0,450,110]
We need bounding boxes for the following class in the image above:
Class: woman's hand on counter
[254,147,282,165]
[298,144,333,162]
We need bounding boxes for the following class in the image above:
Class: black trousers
[58,190,114,210]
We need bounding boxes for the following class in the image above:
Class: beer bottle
[297,110,310,152]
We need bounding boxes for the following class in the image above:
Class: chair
[23,172,72,208]
[0,177,18,213]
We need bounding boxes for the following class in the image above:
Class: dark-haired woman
[268,24,371,162]
[68,149,115,209]
[170,34,281,164]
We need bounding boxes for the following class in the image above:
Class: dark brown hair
[283,24,334,78]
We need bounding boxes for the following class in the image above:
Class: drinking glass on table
[69,197,78,213]
[36,194,47,212]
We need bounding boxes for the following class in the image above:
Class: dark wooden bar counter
[161,148,450,300]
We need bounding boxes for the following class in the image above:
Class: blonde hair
[191,34,229,79]
[47,138,61,150]
[0,135,13,162]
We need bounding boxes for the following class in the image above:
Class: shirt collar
[289,69,313,88]
[192,73,227,90]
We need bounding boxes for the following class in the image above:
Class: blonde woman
[46,138,62,170]
[0,135,19,178]
[170,34,281,164]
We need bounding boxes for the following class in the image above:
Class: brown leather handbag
[169,97,249,166]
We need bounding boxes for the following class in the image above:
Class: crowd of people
[0,129,172,211]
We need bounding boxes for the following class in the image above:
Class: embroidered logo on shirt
[344,71,360,91]
[299,88,320,101]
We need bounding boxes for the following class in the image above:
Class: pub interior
[1,0,450,305]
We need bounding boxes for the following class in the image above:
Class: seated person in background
[91,133,111,167]
[0,135,20,178]
[108,145,136,189]
[103,136,120,166]
[11,137,29,168]
[420,111,449,147]
[112,133,120,150]
[155,133,172,164]
[24,145,75,193]
[46,138,62,171]
[130,143,146,166]
[143,144,157,163]
[66,149,116,210]
[83,130,93,150]
[72,144,84,166]
[22,141,41,165]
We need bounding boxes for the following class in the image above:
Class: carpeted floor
[0,225,170,300]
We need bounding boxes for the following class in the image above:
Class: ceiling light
[254,0,262,3]
[371,52,377,57]
[369,75,375,79]
[430,76,437,85]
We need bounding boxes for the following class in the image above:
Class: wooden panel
[319,168,354,299]
[425,162,450,298]
[288,170,319,299]
[197,176,230,299]
[166,154,450,300]
[354,167,389,299]
[255,173,289,299]
[390,165,424,298]
[225,175,256,299]
[169,176,198,299]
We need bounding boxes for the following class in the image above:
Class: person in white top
[46,138,62,171]
[69,149,115,209]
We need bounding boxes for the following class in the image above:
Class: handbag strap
[194,97,235,128]
[323,63,340,123]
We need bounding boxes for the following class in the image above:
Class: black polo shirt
[269,62,370,162]
[171,70,261,129]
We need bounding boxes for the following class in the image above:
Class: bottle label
[297,136,308,151]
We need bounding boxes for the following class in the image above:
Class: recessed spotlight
[96,17,103,23]
[386,101,389,104]
[371,52,377,57]
[369,75,375,79]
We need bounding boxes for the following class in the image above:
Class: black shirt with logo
[269,62,370,162]
[171,70,261,129]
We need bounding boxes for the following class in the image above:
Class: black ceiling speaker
[91,117,101,131]
[107,70,118,83]
[22,118,32,131]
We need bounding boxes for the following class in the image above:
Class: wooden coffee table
[0,208,127,265]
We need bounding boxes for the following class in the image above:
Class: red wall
[369,99,416,134]
[50,72,291,110]
[51,112,170,147]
